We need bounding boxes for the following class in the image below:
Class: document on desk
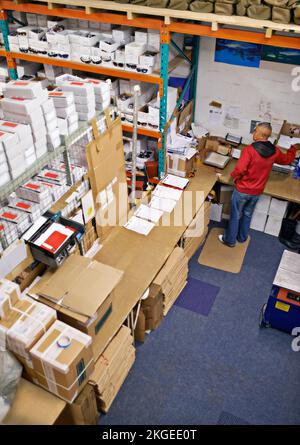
[149,196,177,214]
[278,135,300,149]
[134,204,163,224]
[124,216,155,236]
[153,184,183,201]
[161,174,189,190]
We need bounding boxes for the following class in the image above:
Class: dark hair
[257,122,272,132]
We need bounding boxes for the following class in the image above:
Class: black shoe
[218,234,235,248]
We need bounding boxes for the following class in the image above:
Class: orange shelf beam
[169,22,300,49]
[0,48,7,57]
[9,52,162,85]
[0,0,163,30]
[122,124,161,139]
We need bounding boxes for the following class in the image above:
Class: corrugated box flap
[30,255,124,318]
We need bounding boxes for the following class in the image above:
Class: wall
[195,37,300,144]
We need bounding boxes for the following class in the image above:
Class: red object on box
[41,231,68,253]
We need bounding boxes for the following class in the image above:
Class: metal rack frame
[0,0,299,176]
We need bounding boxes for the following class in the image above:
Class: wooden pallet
[15,0,300,36]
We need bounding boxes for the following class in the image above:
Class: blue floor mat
[100,226,300,425]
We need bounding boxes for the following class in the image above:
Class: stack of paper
[149,196,177,214]
[153,184,183,201]
[161,174,189,190]
[134,204,163,224]
[278,135,300,150]
[204,152,230,169]
[124,216,155,236]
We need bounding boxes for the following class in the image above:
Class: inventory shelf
[0,144,66,201]
[9,51,162,85]
[122,124,161,139]
[2,0,300,47]
[0,48,6,56]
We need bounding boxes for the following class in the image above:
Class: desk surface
[93,165,218,355]
[216,158,300,204]
[4,378,66,425]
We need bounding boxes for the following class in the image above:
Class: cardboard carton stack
[0,207,32,236]
[264,198,288,237]
[153,247,188,316]
[250,194,271,232]
[48,90,79,137]
[181,200,211,260]
[60,384,99,425]
[0,127,26,182]
[89,325,135,413]
[56,80,96,122]
[0,279,57,375]
[85,78,111,112]
[1,80,60,156]
[29,255,124,360]
[134,283,164,343]
[250,195,288,236]
[0,120,35,169]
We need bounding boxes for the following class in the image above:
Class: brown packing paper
[60,384,99,425]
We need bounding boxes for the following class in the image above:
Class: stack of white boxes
[0,129,26,181]
[40,96,61,151]
[0,206,32,235]
[16,179,53,212]
[56,79,96,121]
[48,90,78,136]
[85,78,111,111]
[2,81,49,158]
[264,198,288,237]
[250,194,271,232]
[0,120,35,168]
[0,220,19,250]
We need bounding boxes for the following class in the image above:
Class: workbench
[93,165,218,355]
[215,157,300,205]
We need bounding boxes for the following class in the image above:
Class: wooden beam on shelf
[48,2,63,9]
[211,22,218,31]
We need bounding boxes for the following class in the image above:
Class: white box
[46,118,59,133]
[41,98,56,115]
[67,113,79,126]
[125,41,146,58]
[250,210,268,232]
[135,30,148,45]
[210,203,223,222]
[255,194,271,214]
[78,111,95,121]
[57,118,69,136]
[139,51,158,67]
[264,215,283,237]
[1,97,42,115]
[28,28,46,41]
[268,198,288,219]
[49,91,75,107]
[0,120,32,140]
[4,80,44,99]
[2,110,45,129]
[100,39,120,53]
[55,103,77,119]
[68,121,79,134]
[147,30,160,52]
[26,14,38,26]
[0,131,19,152]
[60,81,95,97]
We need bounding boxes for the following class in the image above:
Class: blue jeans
[223,189,259,246]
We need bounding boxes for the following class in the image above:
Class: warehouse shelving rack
[0,0,300,176]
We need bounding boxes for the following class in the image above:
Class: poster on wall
[214,39,262,68]
[261,45,300,65]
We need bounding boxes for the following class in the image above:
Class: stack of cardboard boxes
[48,90,79,137]
[134,283,164,342]
[0,278,95,403]
[56,78,96,122]
[1,80,61,155]
[250,195,288,237]
[153,247,188,316]
[89,325,135,413]
[181,200,211,260]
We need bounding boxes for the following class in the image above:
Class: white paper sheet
[81,189,95,223]
[204,152,230,169]
[34,223,74,250]
[278,135,300,149]
[161,174,189,190]
[124,216,155,236]
[153,184,183,202]
[191,123,209,139]
[149,196,177,213]
[134,204,163,224]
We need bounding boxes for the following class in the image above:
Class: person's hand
[293,143,300,154]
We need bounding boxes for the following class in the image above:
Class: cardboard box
[268,198,288,219]
[62,384,99,425]
[255,194,271,214]
[30,320,94,403]
[0,295,56,369]
[167,152,195,178]
[264,215,283,237]
[177,100,193,135]
[0,278,21,320]
[29,255,124,359]
[89,325,135,413]
[250,210,268,232]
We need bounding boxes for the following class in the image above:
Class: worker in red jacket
[219,122,299,247]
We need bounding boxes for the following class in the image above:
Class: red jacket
[231,141,297,196]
